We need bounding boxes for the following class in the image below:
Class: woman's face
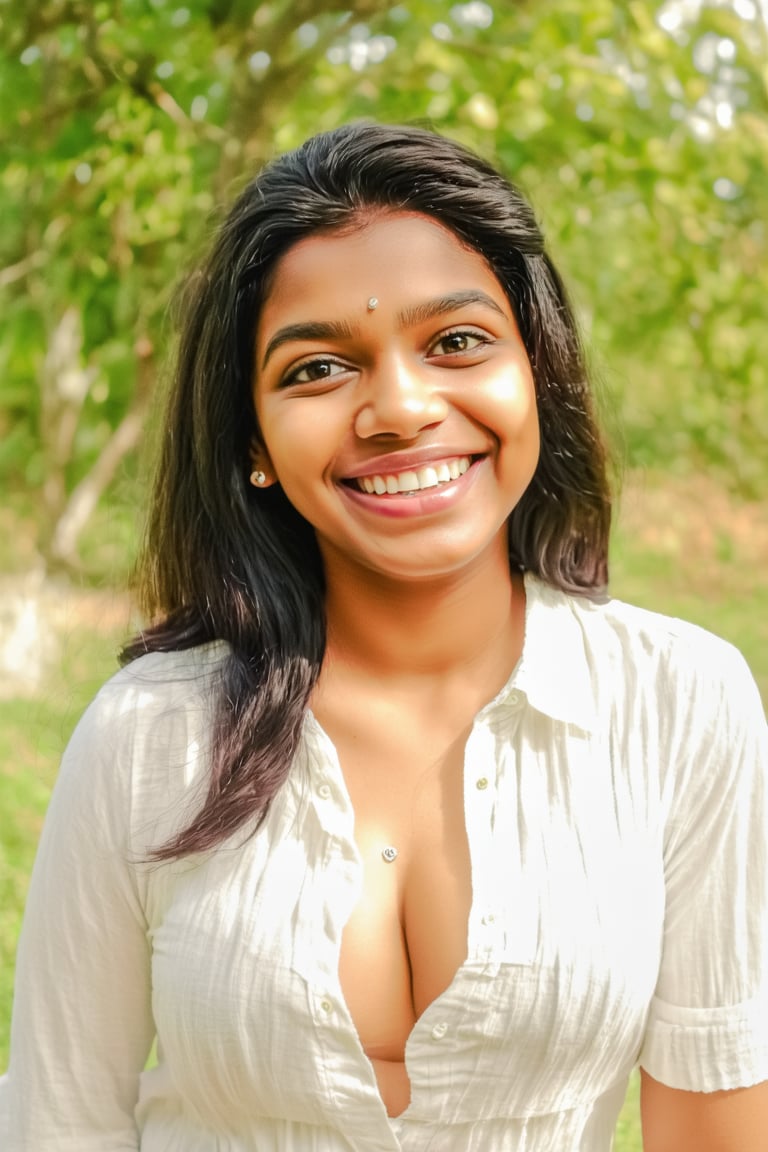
[253,211,539,585]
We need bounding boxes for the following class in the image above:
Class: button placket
[464,723,506,960]
[489,721,538,965]
[302,737,365,987]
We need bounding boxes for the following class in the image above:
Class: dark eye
[283,358,346,387]
[431,330,487,356]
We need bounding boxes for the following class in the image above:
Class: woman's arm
[641,1070,768,1151]
[0,685,155,1150]
[638,635,768,1145]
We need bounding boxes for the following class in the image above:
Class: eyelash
[277,326,492,388]
[280,357,350,389]
[428,327,490,356]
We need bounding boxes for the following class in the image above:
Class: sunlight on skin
[641,1071,768,1152]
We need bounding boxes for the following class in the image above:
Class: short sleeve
[639,637,768,1091]
[0,685,154,1150]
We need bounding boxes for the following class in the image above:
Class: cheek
[258,402,340,487]
[492,370,540,482]
[485,365,538,434]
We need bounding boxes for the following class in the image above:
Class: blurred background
[1,2,766,1143]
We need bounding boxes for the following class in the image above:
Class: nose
[354,356,449,440]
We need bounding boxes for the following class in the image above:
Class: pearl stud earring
[250,470,267,487]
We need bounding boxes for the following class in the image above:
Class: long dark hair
[124,122,613,860]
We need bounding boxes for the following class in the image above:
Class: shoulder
[88,641,229,727]
[76,639,230,776]
[535,575,755,691]
[590,592,756,707]
[523,575,765,742]
[58,642,230,846]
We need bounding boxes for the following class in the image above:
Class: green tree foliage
[1,0,766,571]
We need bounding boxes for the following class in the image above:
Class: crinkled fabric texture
[2,575,767,1151]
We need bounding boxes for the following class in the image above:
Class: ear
[248,437,277,489]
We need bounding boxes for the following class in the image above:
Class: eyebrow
[261,320,358,370]
[397,290,507,328]
[260,290,507,370]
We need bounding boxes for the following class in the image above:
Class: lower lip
[339,459,483,519]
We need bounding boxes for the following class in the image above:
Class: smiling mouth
[348,455,473,496]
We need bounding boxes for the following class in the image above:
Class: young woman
[2,123,767,1151]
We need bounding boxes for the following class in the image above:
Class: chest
[330,714,474,1052]
[145,716,666,1130]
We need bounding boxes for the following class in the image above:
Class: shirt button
[481,912,496,925]
[476,777,489,790]
[320,998,333,1014]
[431,1021,448,1040]
[317,783,332,799]
[508,691,520,706]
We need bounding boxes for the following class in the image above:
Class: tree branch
[0,250,47,288]
[47,343,156,571]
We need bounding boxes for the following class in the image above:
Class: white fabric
[1,574,767,1151]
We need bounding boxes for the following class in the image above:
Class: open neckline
[302,711,500,1126]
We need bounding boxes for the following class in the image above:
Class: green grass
[610,473,767,703]
[615,1071,642,1152]
[1,477,765,1148]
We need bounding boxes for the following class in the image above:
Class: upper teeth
[355,456,471,495]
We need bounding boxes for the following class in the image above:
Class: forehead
[257,212,507,331]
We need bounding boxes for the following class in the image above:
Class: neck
[320,543,524,691]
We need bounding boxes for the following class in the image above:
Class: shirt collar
[500,573,598,733]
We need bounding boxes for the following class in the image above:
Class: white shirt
[2,575,767,1151]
